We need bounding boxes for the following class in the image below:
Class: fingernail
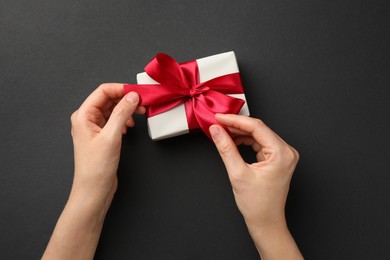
[209,125,221,141]
[126,92,139,103]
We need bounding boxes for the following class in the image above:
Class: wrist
[245,216,289,240]
[69,183,115,215]
[71,171,117,209]
[245,218,303,259]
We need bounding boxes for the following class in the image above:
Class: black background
[1,0,389,259]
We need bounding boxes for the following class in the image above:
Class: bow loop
[145,53,190,88]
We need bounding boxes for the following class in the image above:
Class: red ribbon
[123,53,245,139]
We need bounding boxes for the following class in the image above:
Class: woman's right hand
[209,114,303,260]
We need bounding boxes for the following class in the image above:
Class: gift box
[124,51,250,140]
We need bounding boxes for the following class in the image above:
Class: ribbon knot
[123,53,245,139]
[189,84,209,97]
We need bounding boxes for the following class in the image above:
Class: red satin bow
[123,53,245,139]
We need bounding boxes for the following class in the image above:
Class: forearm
[246,220,303,260]
[42,188,112,260]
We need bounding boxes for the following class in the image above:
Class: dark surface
[1,0,389,259]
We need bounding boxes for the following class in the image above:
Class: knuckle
[97,83,110,90]
[100,132,120,146]
[70,112,80,136]
[292,147,300,162]
[218,141,232,157]
[253,118,265,129]
[284,146,299,165]
[111,105,126,117]
[70,110,87,135]
[232,168,246,181]
[229,169,250,191]
[70,111,77,123]
[70,111,80,128]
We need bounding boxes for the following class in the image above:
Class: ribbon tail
[203,73,244,94]
[123,84,189,117]
[191,91,245,139]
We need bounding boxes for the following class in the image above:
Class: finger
[80,83,125,110]
[126,118,135,127]
[122,126,127,135]
[102,92,139,137]
[227,126,250,136]
[234,136,261,152]
[209,124,247,176]
[135,106,146,114]
[215,114,280,148]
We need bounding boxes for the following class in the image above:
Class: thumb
[209,124,247,177]
[103,92,139,137]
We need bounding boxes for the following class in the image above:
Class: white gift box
[137,51,250,140]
